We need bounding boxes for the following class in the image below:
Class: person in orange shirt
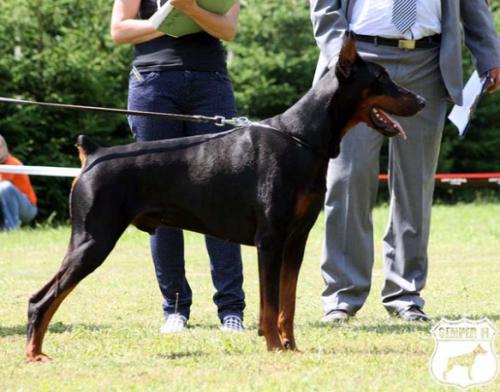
[0,134,37,231]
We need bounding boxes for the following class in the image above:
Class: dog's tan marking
[294,192,321,219]
[26,286,75,362]
[277,266,298,350]
[77,145,87,167]
[71,145,87,188]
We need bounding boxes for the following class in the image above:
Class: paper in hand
[448,71,489,138]
[156,0,237,38]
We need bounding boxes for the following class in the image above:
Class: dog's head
[334,36,425,139]
[473,345,487,355]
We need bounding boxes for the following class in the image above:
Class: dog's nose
[416,95,426,109]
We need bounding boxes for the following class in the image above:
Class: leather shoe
[321,310,350,323]
[397,305,430,322]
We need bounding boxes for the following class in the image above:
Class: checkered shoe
[220,315,244,332]
[160,313,187,334]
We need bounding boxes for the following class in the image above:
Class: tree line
[0,0,499,222]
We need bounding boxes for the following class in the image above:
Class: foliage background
[0,0,499,222]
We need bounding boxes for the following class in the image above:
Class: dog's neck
[267,70,357,159]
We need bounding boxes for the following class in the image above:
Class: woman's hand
[170,0,198,14]
[111,0,165,45]
[171,0,240,41]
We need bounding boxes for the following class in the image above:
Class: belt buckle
[398,39,416,50]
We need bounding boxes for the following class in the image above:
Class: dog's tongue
[391,117,407,140]
[375,108,407,140]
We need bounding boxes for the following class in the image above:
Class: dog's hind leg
[26,218,127,362]
[277,231,309,351]
[256,236,284,351]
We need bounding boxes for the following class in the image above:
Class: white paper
[448,71,486,137]
[149,2,174,29]
[0,165,81,177]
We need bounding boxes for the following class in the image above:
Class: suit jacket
[310,0,500,104]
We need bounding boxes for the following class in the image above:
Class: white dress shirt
[349,0,442,40]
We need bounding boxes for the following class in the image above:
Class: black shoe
[397,305,430,322]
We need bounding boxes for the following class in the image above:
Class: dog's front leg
[277,232,308,351]
[257,241,284,351]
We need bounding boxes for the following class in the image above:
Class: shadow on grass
[187,323,221,330]
[305,320,430,334]
[185,322,262,331]
[0,322,109,338]
[301,344,428,355]
[0,325,26,337]
[304,312,500,334]
[157,350,207,359]
[439,313,500,322]
[350,323,431,334]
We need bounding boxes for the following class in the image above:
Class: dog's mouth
[370,108,407,139]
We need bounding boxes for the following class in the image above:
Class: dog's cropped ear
[336,35,358,79]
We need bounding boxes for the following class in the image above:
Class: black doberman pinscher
[26,37,425,361]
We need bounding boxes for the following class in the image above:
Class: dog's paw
[282,339,298,351]
[26,352,51,363]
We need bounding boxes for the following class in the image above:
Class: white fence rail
[0,165,81,177]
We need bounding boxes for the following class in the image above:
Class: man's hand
[485,67,500,93]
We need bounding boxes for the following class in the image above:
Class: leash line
[0,96,252,128]
[257,123,329,159]
[0,95,329,165]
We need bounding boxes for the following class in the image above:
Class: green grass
[1,203,499,391]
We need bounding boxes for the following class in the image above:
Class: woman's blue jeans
[128,70,245,321]
[0,181,37,231]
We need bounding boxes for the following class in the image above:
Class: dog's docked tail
[76,135,99,167]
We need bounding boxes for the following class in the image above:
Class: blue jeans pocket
[129,71,161,87]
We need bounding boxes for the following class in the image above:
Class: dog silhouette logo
[430,318,498,389]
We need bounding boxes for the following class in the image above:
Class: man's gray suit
[311,0,500,315]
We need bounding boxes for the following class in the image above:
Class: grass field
[1,203,499,391]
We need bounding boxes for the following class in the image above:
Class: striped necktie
[392,0,417,34]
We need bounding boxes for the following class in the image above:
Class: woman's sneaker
[220,315,244,332]
[160,313,187,334]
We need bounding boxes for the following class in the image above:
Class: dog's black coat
[26,38,424,360]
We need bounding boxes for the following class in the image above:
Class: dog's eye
[376,72,388,82]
